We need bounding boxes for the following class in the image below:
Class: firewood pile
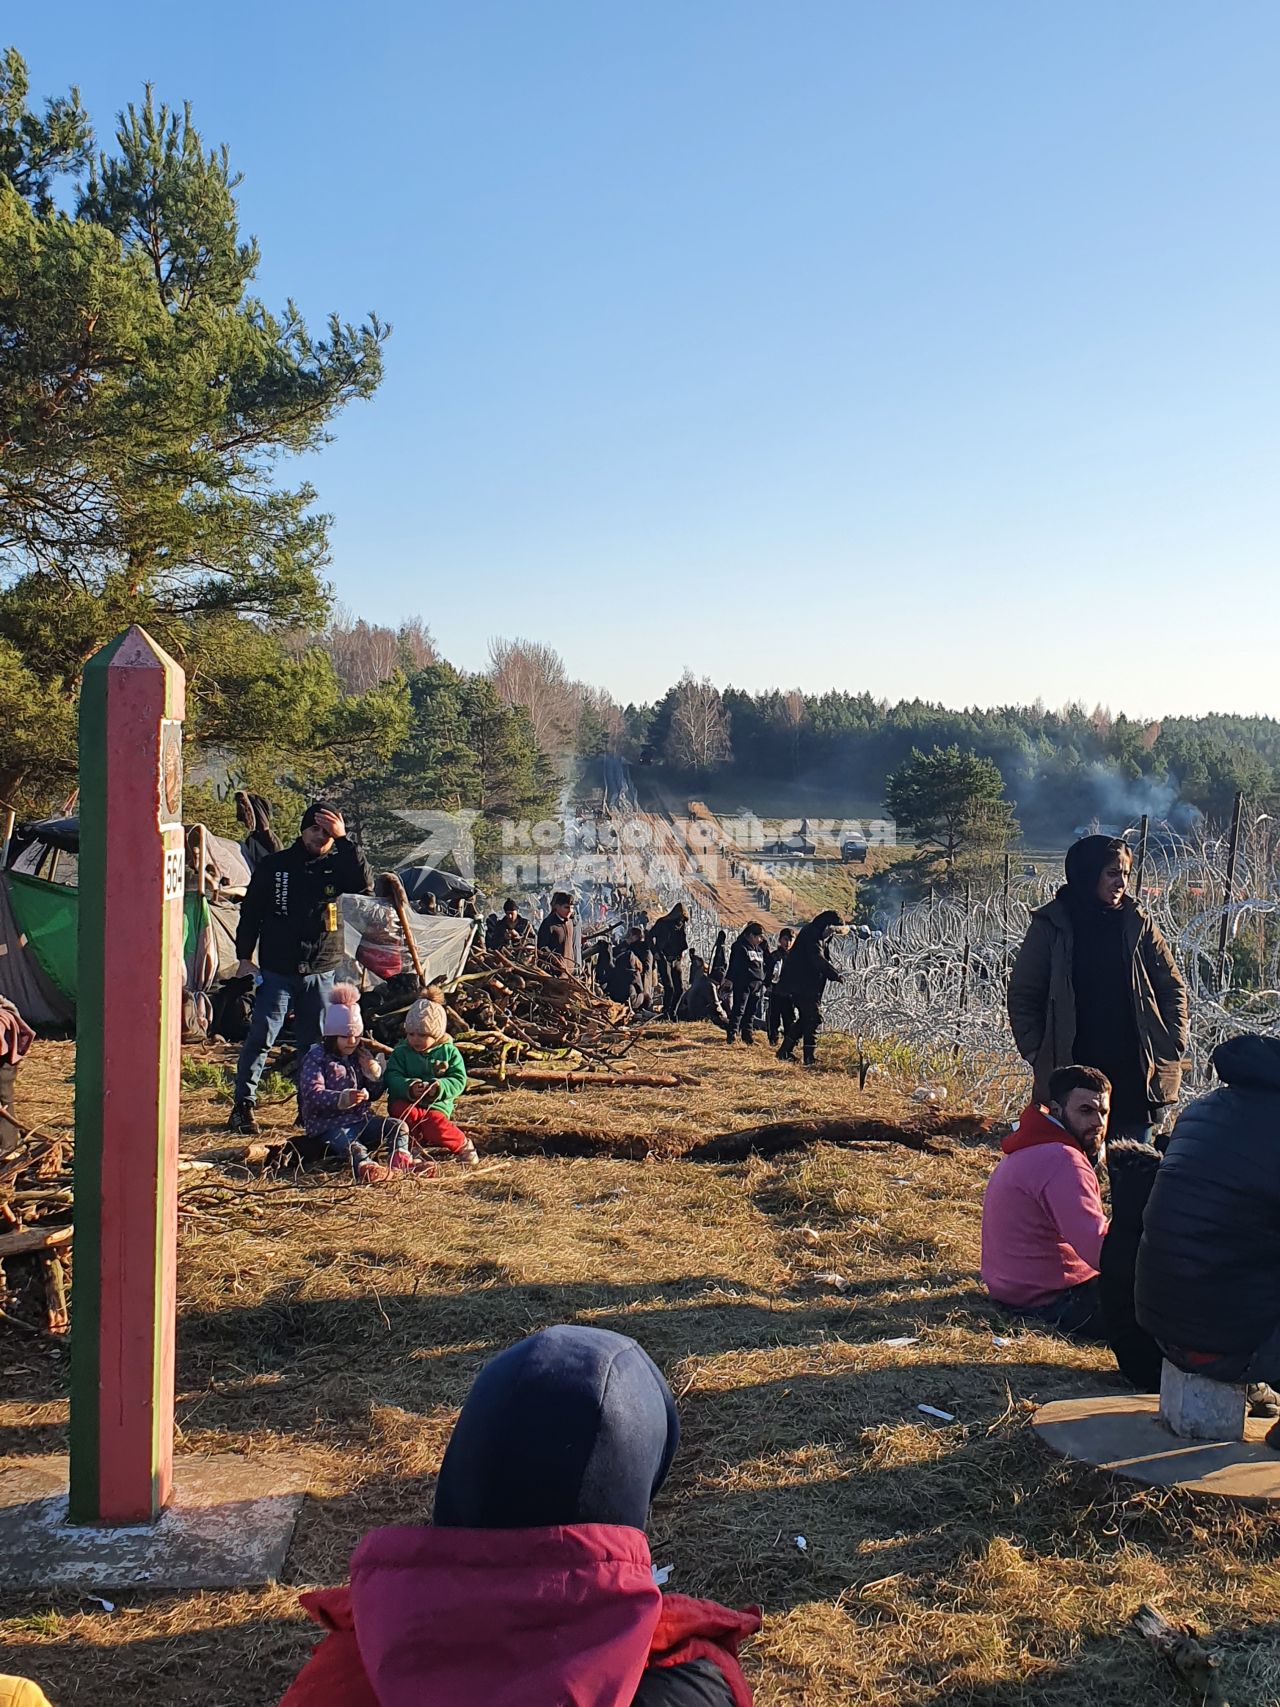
[0,1109,72,1334]
[361,941,696,1091]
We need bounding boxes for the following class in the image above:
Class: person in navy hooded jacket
[279,1324,760,1707]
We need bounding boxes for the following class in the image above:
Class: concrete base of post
[1158,1359,1247,1442]
[0,1455,307,1591]
[1033,1393,1280,1504]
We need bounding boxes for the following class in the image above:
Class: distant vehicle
[841,836,868,863]
[639,745,655,766]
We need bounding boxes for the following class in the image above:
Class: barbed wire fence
[822,825,1280,1118]
[638,811,1280,1121]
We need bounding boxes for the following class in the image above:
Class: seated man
[679,954,730,1032]
[1137,1034,1280,1391]
[980,1065,1110,1340]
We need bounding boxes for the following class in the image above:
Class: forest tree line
[1,47,1273,881]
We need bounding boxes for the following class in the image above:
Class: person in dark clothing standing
[277,1325,760,1707]
[486,897,531,954]
[708,930,728,986]
[777,910,846,1066]
[235,790,283,872]
[230,803,374,1135]
[647,904,690,1021]
[537,892,575,973]
[583,934,614,991]
[764,928,794,1046]
[606,928,647,1008]
[1137,1034,1280,1391]
[725,923,767,1045]
[1008,835,1188,1143]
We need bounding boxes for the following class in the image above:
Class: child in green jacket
[385,997,478,1165]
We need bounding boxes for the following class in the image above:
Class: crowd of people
[10,807,1280,1704]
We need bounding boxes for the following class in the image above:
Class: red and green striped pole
[69,626,186,1525]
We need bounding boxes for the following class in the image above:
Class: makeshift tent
[9,816,250,896]
[0,870,75,1026]
[0,873,473,1028]
[396,864,476,908]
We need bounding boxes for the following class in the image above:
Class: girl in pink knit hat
[296,985,430,1183]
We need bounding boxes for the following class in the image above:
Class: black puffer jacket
[1136,1034,1280,1358]
[778,911,843,1002]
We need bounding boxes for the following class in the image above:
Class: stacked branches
[0,1107,72,1332]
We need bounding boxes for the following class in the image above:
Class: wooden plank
[0,1224,73,1256]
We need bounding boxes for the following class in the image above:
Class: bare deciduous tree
[666,671,732,773]
[488,635,576,756]
[310,607,437,693]
[782,688,807,775]
[574,682,626,751]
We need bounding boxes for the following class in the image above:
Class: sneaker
[227,1100,259,1136]
[355,1160,391,1184]
[390,1150,433,1176]
[776,1046,794,1062]
[455,1140,480,1168]
[1248,1383,1280,1418]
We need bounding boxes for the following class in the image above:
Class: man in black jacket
[537,892,576,973]
[764,928,794,1046]
[647,904,689,1021]
[725,923,767,1045]
[1136,1034,1280,1388]
[229,803,373,1134]
[777,910,846,1066]
[605,928,647,1007]
[487,897,531,954]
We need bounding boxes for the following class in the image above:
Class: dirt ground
[4,1028,1280,1705]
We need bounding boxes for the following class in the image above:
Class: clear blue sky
[15,3,1280,716]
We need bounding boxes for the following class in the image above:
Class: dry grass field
[4,1028,1280,1705]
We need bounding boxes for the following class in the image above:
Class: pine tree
[0,50,386,809]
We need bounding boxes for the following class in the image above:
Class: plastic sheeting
[0,872,75,1026]
[338,893,475,989]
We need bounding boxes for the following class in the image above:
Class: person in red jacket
[980,1064,1111,1339]
[279,1324,760,1707]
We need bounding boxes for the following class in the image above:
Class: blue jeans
[234,969,335,1105]
[323,1115,410,1167]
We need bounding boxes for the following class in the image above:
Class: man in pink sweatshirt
[981,1065,1111,1340]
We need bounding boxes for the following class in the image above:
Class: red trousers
[389,1101,468,1154]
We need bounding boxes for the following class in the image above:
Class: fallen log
[468,1125,652,1161]
[0,1223,73,1257]
[690,1116,972,1162]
